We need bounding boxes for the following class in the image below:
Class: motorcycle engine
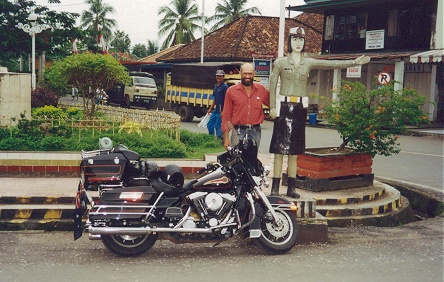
[188,192,236,227]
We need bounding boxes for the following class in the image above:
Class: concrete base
[283,173,374,191]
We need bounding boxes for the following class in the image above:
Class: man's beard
[241,77,253,86]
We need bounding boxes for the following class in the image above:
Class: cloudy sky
[34,0,305,47]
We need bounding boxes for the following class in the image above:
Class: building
[123,14,324,101]
[289,0,443,123]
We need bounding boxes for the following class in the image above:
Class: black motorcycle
[74,132,299,256]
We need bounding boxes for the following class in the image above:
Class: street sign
[377,72,391,85]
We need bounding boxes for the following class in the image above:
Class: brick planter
[283,148,374,192]
[297,148,373,179]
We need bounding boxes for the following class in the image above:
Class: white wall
[0,69,31,127]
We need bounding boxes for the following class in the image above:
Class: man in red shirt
[221,63,270,151]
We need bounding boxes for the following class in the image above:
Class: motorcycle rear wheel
[253,209,298,254]
[101,233,158,256]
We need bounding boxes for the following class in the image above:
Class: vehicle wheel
[122,96,131,108]
[253,209,298,254]
[174,105,181,114]
[178,106,194,122]
[101,233,158,256]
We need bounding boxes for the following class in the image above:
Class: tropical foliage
[0,0,80,71]
[158,0,201,49]
[0,106,224,159]
[207,0,261,31]
[80,0,116,48]
[45,53,130,118]
[322,80,428,157]
[109,30,131,53]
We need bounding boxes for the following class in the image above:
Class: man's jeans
[207,112,222,139]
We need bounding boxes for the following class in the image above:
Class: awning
[410,49,444,63]
[288,0,398,13]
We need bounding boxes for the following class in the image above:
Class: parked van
[108,72,158,109]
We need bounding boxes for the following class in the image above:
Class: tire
[174,105,181,114]
[122,96,131,108]
[101,233,158,256]
[253,209,298,254]
[178,106,194,122]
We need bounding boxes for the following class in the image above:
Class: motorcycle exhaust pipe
[88,233,102,240]
[88,226,214,235]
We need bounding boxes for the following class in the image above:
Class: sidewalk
[0,153,279,198]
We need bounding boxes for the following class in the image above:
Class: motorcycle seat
[114,144,140,161]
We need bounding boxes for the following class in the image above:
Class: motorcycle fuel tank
[192,167,232,190]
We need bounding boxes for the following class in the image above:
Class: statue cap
[289,27,305,38]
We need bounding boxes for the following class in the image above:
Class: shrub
[32,105,66,118]
[322,80,428,157]
[36,136,68,151]
[31,87,59,108]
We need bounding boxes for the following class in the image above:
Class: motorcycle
[74,127,299,256]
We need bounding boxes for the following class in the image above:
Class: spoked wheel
[101,233,158,256]
[253,210,298,254]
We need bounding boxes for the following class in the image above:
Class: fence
[5,104,181,141]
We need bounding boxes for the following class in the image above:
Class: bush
[31,87,59,108]
[36,136,68,151]
[322,80,428,157]
[1,106,224,158]
[32,105,66,118]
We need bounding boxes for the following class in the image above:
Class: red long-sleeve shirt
[222,82,270,132]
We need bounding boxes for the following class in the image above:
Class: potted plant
[296,80,428,191]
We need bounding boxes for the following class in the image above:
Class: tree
[80,0,116,50]
[147,40,159,55]
[110,30,131,53]
[132,44,148,59]
[158,0,201,49]
[207,0,261,31]
[0,0,79,71]
[45,53,130,118]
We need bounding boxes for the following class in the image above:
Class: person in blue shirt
[207,69,228,139]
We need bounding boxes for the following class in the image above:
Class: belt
[234,124,260,129]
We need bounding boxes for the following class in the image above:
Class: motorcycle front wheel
[253,209,298,254]
[101,233,158,256]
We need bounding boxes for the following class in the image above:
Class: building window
[333,13,367,40]
[398,7,429,37]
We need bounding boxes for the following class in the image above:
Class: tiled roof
[137,44,185,63]
[157,13,324,63]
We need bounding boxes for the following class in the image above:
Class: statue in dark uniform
[269,27,370,198]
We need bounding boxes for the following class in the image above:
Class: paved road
[182,119,444,193]
[1,214,442,282]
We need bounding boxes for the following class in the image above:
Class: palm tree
[158,0,201,49]
[80,0,116,42]
[147,40,159,55]
[208,0,261,31]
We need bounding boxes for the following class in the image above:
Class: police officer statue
[269,27,370,198]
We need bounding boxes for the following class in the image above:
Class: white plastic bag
[198,113,211,128]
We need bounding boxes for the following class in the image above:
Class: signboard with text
[346,65,362,78]
[366,29,385,50]
[253,59,272,76]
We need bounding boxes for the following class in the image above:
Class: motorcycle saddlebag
[82,153,126,187]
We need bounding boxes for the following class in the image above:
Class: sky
[34,0,305,48]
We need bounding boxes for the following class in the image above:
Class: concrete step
[0,204,75,220]
[0,196,75,205]
[315,184,401,217]
[324,196,416,227]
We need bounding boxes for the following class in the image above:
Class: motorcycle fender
[248,196,296,239]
